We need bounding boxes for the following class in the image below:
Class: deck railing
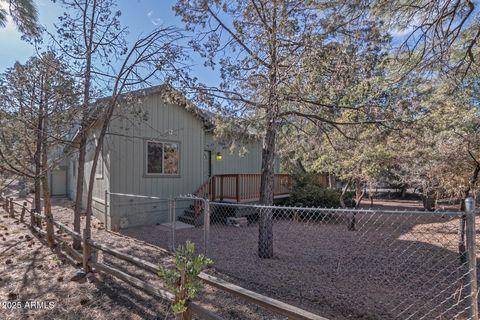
[194,174,292,202]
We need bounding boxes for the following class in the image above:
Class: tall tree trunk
[258,120,277,259]
[85,91,119,234]
[86,105,112,235]
[339,179,352,208]
[40,116,54,247]
[39,66,54,247]
[354,178,364,206]
[33,120,42,221]
[33,77,46,228]
[348,178,365,231]
[73,130,87,250]
[257,0,279,259]
[33,80,44,223]
[73,0,97,250]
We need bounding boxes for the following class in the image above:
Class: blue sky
[0,0,218,86]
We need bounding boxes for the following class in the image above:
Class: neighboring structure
[57,85,289,229]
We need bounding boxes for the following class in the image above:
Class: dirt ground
[1,196,476,320]
[0,197,289,320]
[123,199,477,320]
[0,210,171,320]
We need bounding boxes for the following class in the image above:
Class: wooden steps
[178,205,203,227]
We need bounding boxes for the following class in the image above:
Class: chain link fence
[170,197,478,320]
[107,191,478,319]
[109,192,209,253]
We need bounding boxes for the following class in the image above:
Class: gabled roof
[95,84,214,128]
[69,84,214,144]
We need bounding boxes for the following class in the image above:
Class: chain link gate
[169,195,210,255]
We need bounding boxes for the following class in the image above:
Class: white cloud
[391,27,413,38]
[147,10,162,26]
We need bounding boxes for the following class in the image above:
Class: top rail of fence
[209,201,467,217]
[175,194,205,201]
[107,191,170,201]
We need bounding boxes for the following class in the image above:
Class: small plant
[52,255,63,266]
[159,241,213,319]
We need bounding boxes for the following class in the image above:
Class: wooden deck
[194,174,292,203]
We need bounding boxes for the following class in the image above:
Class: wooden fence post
[30,205,35,227]
[220,176,224,201]
[9,198,14,218]
[20,201,27,222]
[3,197,8,213]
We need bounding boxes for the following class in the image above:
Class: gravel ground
[123,199,478,320]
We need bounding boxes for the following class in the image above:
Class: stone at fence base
[86,273,97,283]
[227,217,248,227]
[70,269,87,282]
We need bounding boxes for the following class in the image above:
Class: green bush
[286,173,355,208]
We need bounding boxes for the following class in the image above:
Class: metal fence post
[104,190,109,230]
[204,199,210,255]
[168,197,173,251]
[465,197,478,320]
[170,197,176,252]
[459,212,467,264]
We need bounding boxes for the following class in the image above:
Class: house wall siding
[83,134,110,222]
[67,156,77,200]
[107,92,205,228]
[65,90,278,230]
[205,133,279,174]
[66,130,110,225]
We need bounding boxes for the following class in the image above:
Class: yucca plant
[159,241,213,320]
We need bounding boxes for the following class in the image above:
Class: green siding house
[62,85,287,229]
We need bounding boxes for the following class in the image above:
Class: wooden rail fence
[0,195,327,320]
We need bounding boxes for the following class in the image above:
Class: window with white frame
[146,140,180,175]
